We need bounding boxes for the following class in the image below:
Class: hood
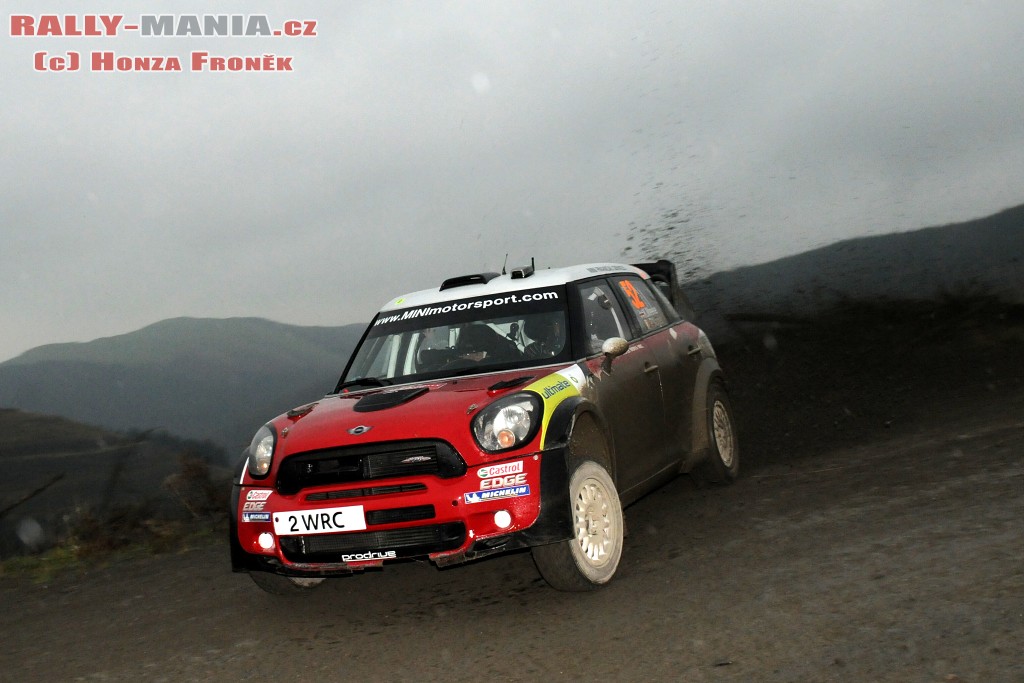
[270,369,545,457]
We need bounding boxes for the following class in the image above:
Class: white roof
[377,262,649,312]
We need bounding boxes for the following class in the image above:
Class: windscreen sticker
[371,288,562,333]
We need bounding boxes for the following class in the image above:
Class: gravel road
[2,305,1022,682]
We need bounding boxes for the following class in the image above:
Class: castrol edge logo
[477,460,524,479]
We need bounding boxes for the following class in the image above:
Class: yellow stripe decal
[524,364,587,446]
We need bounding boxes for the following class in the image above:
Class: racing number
[287,511,347,533]
[619,279,646,310]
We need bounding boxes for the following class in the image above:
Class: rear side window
[646,279,683,323]
[614,276,669,333]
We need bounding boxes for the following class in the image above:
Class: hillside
[1,205,1021,455]
[0,409,228,557]
[0,408,131,458]
[0,317,364,453]
[685,203,1024,338]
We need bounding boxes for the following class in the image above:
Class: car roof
[377,262,650,312]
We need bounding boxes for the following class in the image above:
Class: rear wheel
[694,381,739,484]
[249,572,325,595]
[532,460,624,591]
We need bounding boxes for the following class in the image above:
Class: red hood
[268,369,545,464]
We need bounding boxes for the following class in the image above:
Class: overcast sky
[3,1,1024,362]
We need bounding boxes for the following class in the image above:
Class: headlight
[472,393,542,453]
[246,424,276,478]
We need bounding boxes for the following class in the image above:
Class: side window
[615,276,669,333]
[577,283,631,354]
[647,279,683,323]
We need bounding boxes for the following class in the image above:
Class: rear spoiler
[632,259,696,321]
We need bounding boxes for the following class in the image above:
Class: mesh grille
[305,483,427,502]
[276,440,465,495]
[366,505,435,526]
[280,523,465,561]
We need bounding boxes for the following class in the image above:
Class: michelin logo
[242,512,271,523]
[464,485,530,504]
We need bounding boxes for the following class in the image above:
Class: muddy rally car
[230,260,738,593]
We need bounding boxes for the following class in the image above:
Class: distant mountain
[2,205,1022,452]
[0,318,364,453]
[685,203,1024,336]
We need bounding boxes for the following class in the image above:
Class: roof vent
[510,258,535,280]
[439,272,500,291]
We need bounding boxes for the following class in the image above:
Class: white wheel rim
[712,399,735,468]
[573,477,616,568]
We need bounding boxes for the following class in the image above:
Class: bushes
[1,451,231,576]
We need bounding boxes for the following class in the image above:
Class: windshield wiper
[488,375,535,391]
[335,377,392,392]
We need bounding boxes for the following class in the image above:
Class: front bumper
[230,445,572,577]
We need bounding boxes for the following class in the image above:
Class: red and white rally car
[230,260,739,593]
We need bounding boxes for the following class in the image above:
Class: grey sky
[3,1,1024,362]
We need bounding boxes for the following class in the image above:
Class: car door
[574,279,669,496]
[612,275,701,470]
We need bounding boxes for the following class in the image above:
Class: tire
[249,572,325,595]
[531,460,624,591]
[695,381,740,484]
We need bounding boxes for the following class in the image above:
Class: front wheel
[694,381,740,484]
[249,572,325,595]
[531,460,624,591]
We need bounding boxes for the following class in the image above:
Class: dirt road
[2,382,1021,682]
[3,303,1023,682]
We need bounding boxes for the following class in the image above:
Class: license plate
[273,505,366,536]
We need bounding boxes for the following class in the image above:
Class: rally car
[230,260,739,593]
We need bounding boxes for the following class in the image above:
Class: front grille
[365,505,434,526]
[305,483,427,502]
[280,522,465,562]
[277,440,466,495]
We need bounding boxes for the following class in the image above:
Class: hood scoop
[353,386,429,413]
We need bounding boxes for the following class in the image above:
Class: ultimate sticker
[524,365,586,446]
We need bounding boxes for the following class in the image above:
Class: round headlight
[247,424,276,478]
[472,393,541,453]
[493,404,531,448]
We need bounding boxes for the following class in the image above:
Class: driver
[523,313,565,359]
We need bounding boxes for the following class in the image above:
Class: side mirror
[601,337,629,373]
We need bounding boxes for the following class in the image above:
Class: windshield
[341,286,570,386]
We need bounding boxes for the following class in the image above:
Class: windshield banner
[371,287,563,333]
